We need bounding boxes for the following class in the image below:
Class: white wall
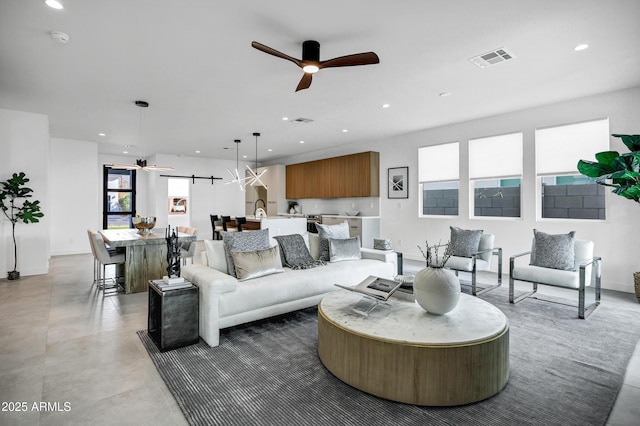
[147,153,249,240]
[269,86,640,293]
[50,138,100,255]
[0,109,50,278]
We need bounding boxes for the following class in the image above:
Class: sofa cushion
[274,234,325,269]
[530,229,576,271]
[329,236,361,262]
[317,221,350,261]
[204,239,228,273]
[222,229,271,277]
[231,245,284,281]
[450,226,483,258]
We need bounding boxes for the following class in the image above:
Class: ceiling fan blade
[251,41,302,68]
[295,73,313,92]
[320,52,380,69]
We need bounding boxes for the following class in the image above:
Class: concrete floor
[0,251,638,425]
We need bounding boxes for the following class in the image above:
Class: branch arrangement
[417,240,455,268]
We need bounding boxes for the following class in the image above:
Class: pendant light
[109,100,174,171]
[225,139,248,191]
[245,132,268,188]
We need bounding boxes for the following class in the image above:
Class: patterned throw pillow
[530,229,576,271]
[329,236,361,262]
[450,226,483,258]
[273,234,325,270]
[231,245,284,281]
[316,221,350,261]
[221,229,271,278]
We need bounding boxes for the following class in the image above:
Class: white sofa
[181,228,397,347]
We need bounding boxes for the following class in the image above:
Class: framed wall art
[388,167,408,199]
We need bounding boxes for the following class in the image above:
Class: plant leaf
[612,134,640,151]
[577,159,613,177]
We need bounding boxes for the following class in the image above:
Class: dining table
[99,228,196,294]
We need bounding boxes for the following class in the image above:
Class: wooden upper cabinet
[286,151,379,199]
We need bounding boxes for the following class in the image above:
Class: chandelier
[108,100,174,171]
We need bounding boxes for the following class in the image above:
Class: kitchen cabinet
[245,165,286,216]
[321,215,380,249]
[286,151,379,199]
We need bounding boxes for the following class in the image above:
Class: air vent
[291,117,314,124]
[469,48,515,69]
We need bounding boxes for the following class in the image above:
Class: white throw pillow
[204,240,228,273]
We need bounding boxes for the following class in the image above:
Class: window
[103,167,136,229]
[469,132,523,218]
[419,142,459,216]
[536,118,609,220]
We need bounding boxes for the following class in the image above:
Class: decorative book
[335,275,403,301]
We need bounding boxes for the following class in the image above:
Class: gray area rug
[138,290,640,426]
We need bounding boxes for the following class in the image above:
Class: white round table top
[319,291,508,346]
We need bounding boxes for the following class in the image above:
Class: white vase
[413,267,461,315]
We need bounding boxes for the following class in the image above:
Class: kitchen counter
[320,216,381,248]
[321,215,380,219]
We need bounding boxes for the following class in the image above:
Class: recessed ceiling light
[439,92,451,97]
[282,117,289,121]
[242,155,248,158]
[44,0,64,10]
[299,140,305,144]
[382,103,390,108]
[195,150,201,154]
[574,44,589,51]
[342,129,348,133]
[268,149,273,152]
[98,132,106,136]
[123,151,128,154]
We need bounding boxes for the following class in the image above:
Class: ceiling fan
[251,40,379,92]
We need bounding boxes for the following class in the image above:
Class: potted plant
[577,133,640,301]
[0,172,44,280]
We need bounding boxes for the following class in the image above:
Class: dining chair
[210,214,223,240]
[221,215,238,233]
[235,217,247,232]
[177,226,198,265]
[89,230,125,298]
[87,229,100,288]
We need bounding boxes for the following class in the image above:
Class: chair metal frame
[449,248,503,296]
[509,251,602,319]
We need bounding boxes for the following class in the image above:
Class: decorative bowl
[346,210,360,216]
[132,216,156,234]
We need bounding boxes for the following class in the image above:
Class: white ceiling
[1,0,639,163]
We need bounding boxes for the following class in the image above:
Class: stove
[304,214,338,233]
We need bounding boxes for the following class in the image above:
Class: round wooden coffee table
[318,291,509,406]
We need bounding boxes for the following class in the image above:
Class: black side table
[148,281,199,352]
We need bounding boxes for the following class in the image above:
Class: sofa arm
[361,248,398,272]
[181,264,238,295]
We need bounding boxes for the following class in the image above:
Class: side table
[148,280,199,352]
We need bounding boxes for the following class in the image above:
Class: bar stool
[235,217,247,232]
[89,230,125,297]
[210,215,223,240]
[221,216,238,233]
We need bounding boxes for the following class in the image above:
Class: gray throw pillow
[221,229,270,277]
[231,246,284,281]
[273,234,325,270]
[530,229,576,271]
[316,221,350,261]
[329,236,361,262]
[450,226,483,258]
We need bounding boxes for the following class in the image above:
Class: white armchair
[509,238,601,319]
[446,233,502,296]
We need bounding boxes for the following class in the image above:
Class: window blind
[469,132,522,180]
[418,142,459,183]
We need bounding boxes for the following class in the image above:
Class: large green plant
[577,134,640,205]
[0,172,44,279]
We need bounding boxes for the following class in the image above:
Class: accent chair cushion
[316,221,350,261]
[231,245,284,281]
[329,236,361,262]
[530,229,576,271]
[450,226,483,258]
[221,229,271,277]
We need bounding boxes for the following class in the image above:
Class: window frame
[103,166,137,229]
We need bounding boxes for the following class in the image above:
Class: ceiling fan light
[302,64,319,74]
